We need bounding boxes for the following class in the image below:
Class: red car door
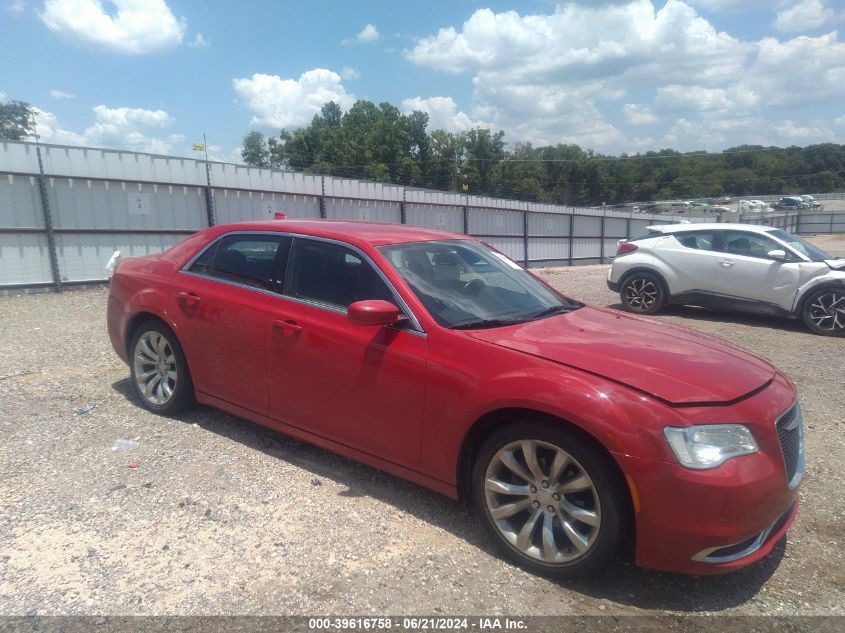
[267,237,428,470]
[176,232,291,414]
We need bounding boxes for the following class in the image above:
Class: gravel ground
[1,237,843,618]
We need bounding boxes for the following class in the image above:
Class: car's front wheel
[620,272,665,314]
[802,287,845,336]
[471,423,626,579]
[129,320,195,414]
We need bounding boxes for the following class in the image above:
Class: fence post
[400,187,406,224]
[522,206,529,268]
[203,159,215,227]
[831,213,835,234]
[463,197,469,234]
[34,145,62,291]
[319,176,327,219]
[568,213,575,267]
[626,215,632,240]
[599,209,606,264]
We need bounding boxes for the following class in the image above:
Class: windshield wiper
[531,303,580,320]
[450,318,529,330]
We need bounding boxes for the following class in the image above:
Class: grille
[776,404,803,486]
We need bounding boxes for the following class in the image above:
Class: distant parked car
[774,197,809,211]
[739,200,770,213]
[609,223,845,336]
[800,195,823,209]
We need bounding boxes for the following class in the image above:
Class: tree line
[242,100,845,207]
[3,98,842,207]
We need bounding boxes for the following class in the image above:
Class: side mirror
[348,300,402,326]
[767,249,788,261]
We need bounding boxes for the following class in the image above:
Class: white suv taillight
[616,241,638,256]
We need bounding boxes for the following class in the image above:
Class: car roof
[210,218,469,247]
[646,223,779,234]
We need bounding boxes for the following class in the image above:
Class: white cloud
[774,1,837,32]
[835,114,845,126]
[188,32,209,48]
[686,0,775,11]
[746,32,845,107]
[343,23,379,45]
[0,92,7,102]
[50,89,76,100]
[404,1,844,151]
[404,1,753,148]
[340,66,360,80]
[771,119,832,143]
[233,69,356,129]
[39,0,185,54]
[5,0,25,15]
[654,84,759,114]
[406,2,751,85]
[91,104,172,128]
[33,104,180,153]
[401,96,481,132]
[623,104,658,125]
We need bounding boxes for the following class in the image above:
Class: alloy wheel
[133,330,178,406]
[484,439,601,564]
[624,278,658,312]
[808,291,845,333]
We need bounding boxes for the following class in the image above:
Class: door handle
[719,260,735,267]
[177,291,201,309]
[273,319,303,335]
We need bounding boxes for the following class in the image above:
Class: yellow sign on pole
[192,143,205,151]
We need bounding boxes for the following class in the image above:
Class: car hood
[465,306,775,405]
[825,259,845,271]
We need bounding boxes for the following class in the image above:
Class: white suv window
[723,231,781,260]
[673,232,716,251]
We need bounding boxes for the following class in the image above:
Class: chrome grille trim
[692,501,795,563]
[776,403,804,489]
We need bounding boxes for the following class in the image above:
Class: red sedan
[107,219,802,578]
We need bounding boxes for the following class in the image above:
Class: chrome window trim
[178,230,426,335]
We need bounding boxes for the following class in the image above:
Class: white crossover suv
[608,223,845,336]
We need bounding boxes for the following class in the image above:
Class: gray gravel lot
[1,236,843,617]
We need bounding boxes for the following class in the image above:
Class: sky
[1,0,844,163]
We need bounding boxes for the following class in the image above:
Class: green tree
[241,131,270,167]
[463,128,506,195]
[0,100,35,141]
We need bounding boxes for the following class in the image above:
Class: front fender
[420,345,686,489]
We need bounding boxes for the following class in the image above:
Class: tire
[620,271,666,314]
[802,287,845,337]
[129,319,195,415]
[471,422,626,579]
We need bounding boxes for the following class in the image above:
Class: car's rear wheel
[802,288,845,336]
[620,272,665,314]
[471,423,626,579]
[129,320,195,414]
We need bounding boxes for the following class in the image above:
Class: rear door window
[189,233,290,290]
[284,238,395,310]
[672,231,717,251]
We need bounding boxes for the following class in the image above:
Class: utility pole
[454,149,459,192]
[202,132,215,227]
[31,110,62,291]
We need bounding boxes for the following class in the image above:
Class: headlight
[664,424,758,469]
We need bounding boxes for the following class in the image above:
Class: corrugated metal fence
[0,140,838,292]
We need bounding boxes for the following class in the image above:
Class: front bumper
[617,443,801,575]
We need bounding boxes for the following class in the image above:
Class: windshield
[768,229,833,262]
[378,239,582,328]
